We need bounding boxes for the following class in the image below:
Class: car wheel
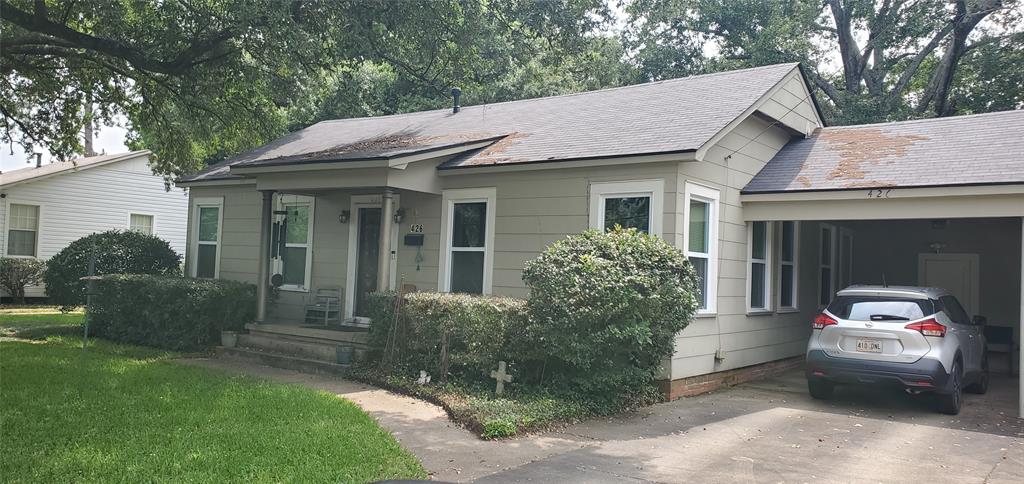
[808,380,834,400]
[934,361,963,415]
[965,353,989,395]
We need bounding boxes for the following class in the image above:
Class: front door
[354,207,381,318]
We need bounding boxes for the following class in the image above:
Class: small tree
[43,231,181,310]
[521,227,699,403]
[0,258,46,304]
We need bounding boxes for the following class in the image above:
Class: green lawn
[0,337,426,483]
[0,311,85,330]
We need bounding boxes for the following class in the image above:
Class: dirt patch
[820,128,928,181]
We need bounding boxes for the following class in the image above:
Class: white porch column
[256,190,274,322]
[1019,216,1023,418]
[377,188,395,292]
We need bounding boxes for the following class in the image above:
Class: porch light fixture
[338,210,350,224]
[393,208,405,224]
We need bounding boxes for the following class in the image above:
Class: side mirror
[972,315,987,326]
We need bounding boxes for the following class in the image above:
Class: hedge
[89,275,255,351]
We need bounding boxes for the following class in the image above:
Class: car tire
[808,380,834,400]
[965,353,989,395]
[934,361,963,415]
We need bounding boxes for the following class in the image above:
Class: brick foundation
[657,356,805,400]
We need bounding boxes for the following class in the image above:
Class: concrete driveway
[187,358,1023,483]
[479,370,1024,483]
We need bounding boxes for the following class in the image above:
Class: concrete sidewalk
[183,358,1024,483]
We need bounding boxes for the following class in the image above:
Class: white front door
[917,253,980,316]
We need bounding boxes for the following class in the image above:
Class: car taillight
[905,318,946,337]
[812,313,837,329]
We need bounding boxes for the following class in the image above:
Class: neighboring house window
[819,224,837,306]
[129,213,154,235]
[6,203,39,257]
[274,195,314,290]
[747,221,773,312]
[192,198,223,278]
[439,188,496,295]
[589,180,664,235]
[779,221,799,310]
[682,182,719,314]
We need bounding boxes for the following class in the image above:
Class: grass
[0,337,427,483]
[0,311,85,338]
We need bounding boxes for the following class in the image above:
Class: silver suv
[806,286,989,415]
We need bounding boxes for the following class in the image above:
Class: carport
[740,111,1024,418]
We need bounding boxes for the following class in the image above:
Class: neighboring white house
[176,63,1024,417]
[0,150,188,297]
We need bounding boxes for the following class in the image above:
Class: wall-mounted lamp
[338,210,351,224]
[393,208,406,224]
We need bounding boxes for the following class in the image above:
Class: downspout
[256,190,275,322]
[377,188,395,292]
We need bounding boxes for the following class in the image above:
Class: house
[176,63,1024,417]
[0,150,188,298]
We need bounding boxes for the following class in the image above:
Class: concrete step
[236,332,349,363]
[245,323,370,346]
[216,346,349,377]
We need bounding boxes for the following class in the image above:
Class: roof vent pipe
[451,87,461,114]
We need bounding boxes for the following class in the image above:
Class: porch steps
[215,346,349,377]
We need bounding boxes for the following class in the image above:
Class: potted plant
[221,329,240,348]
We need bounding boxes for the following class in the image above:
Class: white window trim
[189,196,224,278]
[438,187,496,294]
[819,223,838,308]
[589,179,664,236]
[273,195,315,292]
[777,221,800,312]
[345,194,401,319]
[681,182,720,315]
[127,212,157,235]
[3,200,42,259]
[747,221,774,313]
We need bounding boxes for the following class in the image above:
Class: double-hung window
[192,198,223,278]
[682,183,719,314]
[778,221,799,310]
[819,224,837,306]
[129,213,154,235]
[590,180,664,235]
[275,195,314,290]
[440,188,495,295]
[747,221,773,312]
[6,203,40,257]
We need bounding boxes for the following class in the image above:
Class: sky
[0,123,130,172]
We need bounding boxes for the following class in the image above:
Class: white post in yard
[377,188,395,292]
[256,190,274,322]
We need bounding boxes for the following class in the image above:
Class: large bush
[89,275,255,351]
[521,227,699,401]
[44,230,181,309]
[0,257,45,303]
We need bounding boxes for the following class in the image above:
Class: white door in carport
[918,253,980,316]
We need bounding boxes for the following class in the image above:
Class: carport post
[1019,217,1023,419]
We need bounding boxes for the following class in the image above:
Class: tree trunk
[917,0,997,116]
[83,92,96,156]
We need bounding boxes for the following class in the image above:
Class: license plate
[856,338,882,353]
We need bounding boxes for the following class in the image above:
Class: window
[778,221,799,310]
[129,213,154,235]
[6,203,39,257]
[440,188,495,295]
[274,195,314,290]
[191,198,223,278]
[939,295,971,325]
[682,183,719,314]
[590,180,664,235]
[819,224,837,306]
[747,221,773,312]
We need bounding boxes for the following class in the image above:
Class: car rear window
[826,296,934,321]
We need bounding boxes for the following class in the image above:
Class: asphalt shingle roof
[0,150,150,188]
[743,110,1024,193]
[179,63,802,182]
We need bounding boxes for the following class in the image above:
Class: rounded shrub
[43,230,181,309]
[521,227,699,404]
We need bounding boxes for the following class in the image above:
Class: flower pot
[221,331,239,348]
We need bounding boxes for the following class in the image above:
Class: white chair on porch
[304,287,343,326]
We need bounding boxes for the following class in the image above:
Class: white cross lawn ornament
[490,360,512,395]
